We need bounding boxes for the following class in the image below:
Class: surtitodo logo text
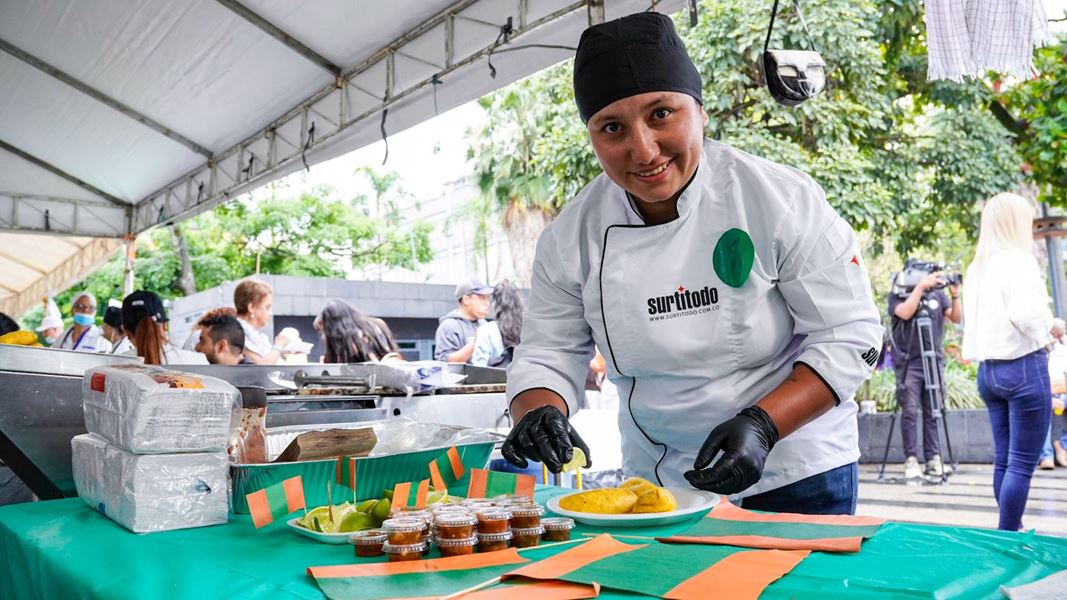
[647,285,719,321]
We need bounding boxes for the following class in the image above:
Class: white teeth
[637,161,670,177]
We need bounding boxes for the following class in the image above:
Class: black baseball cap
[455,278,493,300]
[122,290,168,332]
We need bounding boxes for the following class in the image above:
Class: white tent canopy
[0,0,682,315]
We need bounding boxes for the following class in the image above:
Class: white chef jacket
[507,139,883,498]
[962,250,1054,361]
[56,325,111,353]
[109,336,133,356]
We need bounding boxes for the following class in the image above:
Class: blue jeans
[739,462,858,515]
[977,349,1051,531]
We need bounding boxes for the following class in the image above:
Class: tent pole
[122,237,137,297]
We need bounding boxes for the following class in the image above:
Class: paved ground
[857,462,1067,537]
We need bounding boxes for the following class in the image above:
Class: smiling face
[587,91,708,212]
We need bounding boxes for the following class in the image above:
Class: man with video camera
[889,260,962,479]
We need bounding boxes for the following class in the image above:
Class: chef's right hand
[501,405,591,474]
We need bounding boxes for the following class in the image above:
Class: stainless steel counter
[0,345,141,499]
[0,350,509,501]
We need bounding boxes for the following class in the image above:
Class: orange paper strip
[308,548,528,579]
[665,534,863,553]
[710,500,885,526]
[663,549,809,600]
[505,534,643,581]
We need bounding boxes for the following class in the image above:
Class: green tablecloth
[0,486,1064,599]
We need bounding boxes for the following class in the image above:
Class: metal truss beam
[0,38,213,159]
[0,191,128,237]
[215,0,343,78]
[0,139,128,208]
[132,0,588,235]
[0,237,122,316]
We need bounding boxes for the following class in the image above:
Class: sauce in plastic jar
[437,535,478,557]
[475,508,512,534]
[349,529,387,557]
[508,503,544,529]
[434,513,477,540]
[510,525,544,548]
[383,517,424,545]
[541,517,575,542]
[383,541,427,562]
[476,531,512,552]
[492,494,533,505]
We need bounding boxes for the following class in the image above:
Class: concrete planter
[858,409,994,463]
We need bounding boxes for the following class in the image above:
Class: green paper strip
[713,228,755,288]
[682,518,883,541]
[314,563,521,600]
[558,542,759,597]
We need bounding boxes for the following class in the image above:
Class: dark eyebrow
[589,93,675,126]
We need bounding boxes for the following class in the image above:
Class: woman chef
[501,12,883,515]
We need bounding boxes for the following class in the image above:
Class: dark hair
[319,299,397,363]
[491,280,525,350]
[128,315,166,365]
[103,306,123,329]
[199,314,245,354]
[196,306,237,326]
[0,312,18,336]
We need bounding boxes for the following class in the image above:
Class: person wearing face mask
[54,292,111,353]
[233,278,290,365]
[501,12,882,516]
[35,314,64,347]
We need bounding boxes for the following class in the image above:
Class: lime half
[561,447,587,472]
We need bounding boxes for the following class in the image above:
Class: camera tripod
[878,295,957,484]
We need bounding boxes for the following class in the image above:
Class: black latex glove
[683,406,780,495]
[501,405,592,474]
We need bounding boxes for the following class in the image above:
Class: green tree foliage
[32,183,433,322]
[466,0,1034,259]
[1000,37,1067,205]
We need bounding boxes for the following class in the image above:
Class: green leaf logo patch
[713,228,755,288]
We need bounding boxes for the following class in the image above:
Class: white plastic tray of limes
[287,490,450,544]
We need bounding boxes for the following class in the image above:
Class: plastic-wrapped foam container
[82,364,239,453]
[72,433,228,533]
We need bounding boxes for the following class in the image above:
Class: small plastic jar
[383,541,427,562]
[541,517,575,542]
[434,513,477,540]
[508,503,544,529]
[383,518,424,545]
[475,508,512,534]
[477,531,512,552]
[510,525,544,548]
[349,529,387,557]
[390,507,432,521]
[492,494,532,505]
[437,535,478,557]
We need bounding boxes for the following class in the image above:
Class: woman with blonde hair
[963,192,1065,530]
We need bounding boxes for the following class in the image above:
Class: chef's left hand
[684,406,780,495]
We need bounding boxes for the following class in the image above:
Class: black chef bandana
[573,12,703,124]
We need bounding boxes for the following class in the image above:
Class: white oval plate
[286,517,356,544]
[546,487,719,528]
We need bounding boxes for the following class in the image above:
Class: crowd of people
[0,276,529,373]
